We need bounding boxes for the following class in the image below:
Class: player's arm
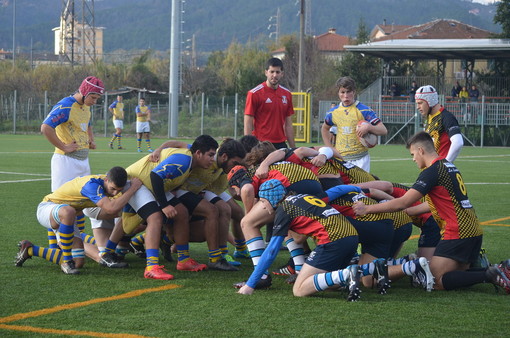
[405,201,430,216]
[93,178,143,216]
[41,123,79,153]
[353,181,394,194]
[353,188,423,216]
[321,113,334,147]
[87,125,96,149]
[255,149,286,178]
[284,115,296,148]
[149,141,189,162]
[368,120,388,136]
[244,115,254,136]
[238,235,285,295]
[147,107,151,121]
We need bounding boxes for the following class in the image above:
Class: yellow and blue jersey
[126,148,192,193]
[324,101,380,157]
[109,100,124,120]
[42,175,107,210]
[135,105,150,122]
[42,96,91,155]
[181,157,225,194]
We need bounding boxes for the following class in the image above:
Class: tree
[336,18,381,90]
[494,0,510,38]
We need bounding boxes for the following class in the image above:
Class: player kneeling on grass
[352,131,510,294]
[15,167,142,275]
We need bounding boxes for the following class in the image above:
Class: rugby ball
[356,121,378,148]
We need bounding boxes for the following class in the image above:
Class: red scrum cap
[79,76,105,97]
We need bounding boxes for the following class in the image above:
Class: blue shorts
[389,222,413,258]
[347,217,394,259]
[418,216,441,248]
[305,235,358,271]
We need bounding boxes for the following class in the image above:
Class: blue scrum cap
[258,179,286,208]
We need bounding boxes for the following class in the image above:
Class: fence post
[234,93,238,139]
[201,92,205,135]
[104,92,108,137]
[480,96,485,147]
[13,90,17,134]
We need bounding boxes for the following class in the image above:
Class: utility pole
[268,8,280,42]
[298,0,305,92]
[12,0,16,67]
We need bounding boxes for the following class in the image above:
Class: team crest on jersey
[265,98,272,103]
[80,123,88,132]
[282,95,288,104]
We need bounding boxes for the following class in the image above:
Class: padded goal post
[291,92,311,143]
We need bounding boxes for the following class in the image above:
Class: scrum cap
[415,85,438,107]
[79,76,105,97]
[258,179,286,208]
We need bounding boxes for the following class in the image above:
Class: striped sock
[72,248,85,260]
[247,236,265,267]
[146,248,159,268]
[110,133,117,144]
[32,245,63,265]
[234,239,247,252]
[145,139,151,149]
[81,233,96,245]
[58,223,74,262]
[208,249,222,263]
[285,238,305,273]
[360,261,375,276]
[313,267,351,292]
[117,135,122,147]
[219,245,229,255]
[137,139,142,148]
[401,260,418,276]
[104,240,117,255]
[131,233,145,246]
[76,214,86,232]
[47,230,58,249]
[176,244,190,262]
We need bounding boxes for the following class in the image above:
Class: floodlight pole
[168,0,181,137]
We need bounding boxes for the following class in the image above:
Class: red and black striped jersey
[425,107,461,159]
[411,158,482,240]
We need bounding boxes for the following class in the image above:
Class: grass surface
[0,134,509,337]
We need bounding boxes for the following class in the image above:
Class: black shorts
[178,191,203,214]
[347,217,394,259]
[287,179,323,197]
[389,222,413,258]
[319,177,343,191]
[418,216,441,248]
[434,235,483,264]
[305,235,358,271]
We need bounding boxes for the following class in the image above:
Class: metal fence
[2,90,510,147]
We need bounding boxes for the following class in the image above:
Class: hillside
[0,0,502,54]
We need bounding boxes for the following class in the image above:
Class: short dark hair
[190,134,218,154]
[335,76,356,91]
[107,166,128,187]
[406,131,435,153]
[266,57,283,70]
[218,138,246,159]
[238,135,260,153]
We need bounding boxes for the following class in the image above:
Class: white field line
[0,178,50,183]
[0,171,50,176]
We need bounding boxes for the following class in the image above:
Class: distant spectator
[469,85,480,102]
[454,81,462,96]
[390,83,401,98]
[451,86,458,99]
[408,81,419,102]
[459,87,469,103]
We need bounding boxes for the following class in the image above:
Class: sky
[471,0,500,3]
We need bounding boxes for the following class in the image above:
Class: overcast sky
[471,0,500,4]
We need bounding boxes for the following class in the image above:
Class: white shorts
[136,121,150,133]
[83,207,116,230]
[51,153,90,192]
[347,153,371,172]
[113,120,124,130]
[203,190,232,202]
[126,183,157,211]
[36,201,81,238]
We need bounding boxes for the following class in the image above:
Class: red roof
[314,29,351,51]
[373,19,492,41]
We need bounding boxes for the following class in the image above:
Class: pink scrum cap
[79,76,105,97]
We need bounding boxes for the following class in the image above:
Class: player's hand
[62,141,80,153]
[237,285,254,295]
[149,149,161,162]
[88,140,96,149]
[310,154,327,167]
[129,178,143,191]
[162,205,178,219]
[356,122,369,138]
[352,201,367,216]
[255,164,269,179]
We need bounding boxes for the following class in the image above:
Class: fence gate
[292,92,311,143]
